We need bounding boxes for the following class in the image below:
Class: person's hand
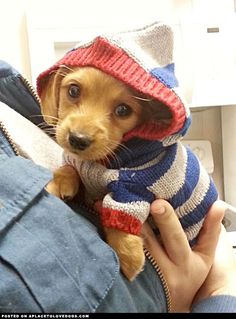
[194,215,236,305]
[141,199,225,312]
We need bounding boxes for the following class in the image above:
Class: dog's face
[40,66,172,161]
[41,66,146,161]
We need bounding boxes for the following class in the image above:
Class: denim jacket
[0,61,167,313]
[1,60,236,314]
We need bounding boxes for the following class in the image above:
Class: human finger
[141,222,170,265]
[194,200,225,258]
[150,199,191,264]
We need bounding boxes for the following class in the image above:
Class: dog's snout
[69,133,92,150]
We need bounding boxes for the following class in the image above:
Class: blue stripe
[120,143,178,187]
[150,63,178,89]
[179,179,218,229]
[169,147,200,209]
[176,117,192,137]
[109,180,155,203]
[111,138,164,169]
[189,237,197,247]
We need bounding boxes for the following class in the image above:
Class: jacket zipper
[143,247,172,312]
[0,121,19,155]
[0,75,41,156]
[19,75,41,106]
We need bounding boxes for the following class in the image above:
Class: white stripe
[161,134,183,147]
[175,162,210,218]
[103,194,150,223]
[64,152,119,198]
[121,151,165,171]
[147,142,187,199]
[184,219,204,241]
[108,22,174,71]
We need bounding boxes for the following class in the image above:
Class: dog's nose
[68,133,92,150]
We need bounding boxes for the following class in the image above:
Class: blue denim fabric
[0,60,167,312]
[0,60,41,125]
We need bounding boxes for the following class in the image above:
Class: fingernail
[153,205,165,215]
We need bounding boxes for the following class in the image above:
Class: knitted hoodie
[37,22,218,245]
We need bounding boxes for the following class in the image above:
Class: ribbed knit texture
[37,21,218,244]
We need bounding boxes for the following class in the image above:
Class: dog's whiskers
[133,95,151,102]
[37,122,48,128]
[58,72,68,77]
[117,144,134,164]
[49,70,68,78]
[41,115,61,124]
[117,142,133,155]
[39,126,57,133]
[103,145,121,168]
[60,65,75,72]
[109,140,134,160]
[37,124,57,137]
[30,114,45,119]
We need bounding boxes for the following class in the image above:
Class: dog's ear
[139,98,173,128]
[149,100,172,125]
[40,69,64,125]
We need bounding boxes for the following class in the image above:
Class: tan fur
[46,165,79,200]
[104,227,145,280]
[41,66,170,280]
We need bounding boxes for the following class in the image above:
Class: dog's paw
[104,228,145,281]
[46,165,79,200]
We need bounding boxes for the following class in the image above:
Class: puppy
[41,65,171,280]
[38,22,218,282]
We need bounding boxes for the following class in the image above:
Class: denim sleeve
[0,60,41,125]
[191,295,236,313]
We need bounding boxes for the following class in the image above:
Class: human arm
[141,199,236,312]
[192,219,236,312]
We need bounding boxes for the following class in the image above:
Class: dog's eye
[114,104,132,118]
[68,84,80,99]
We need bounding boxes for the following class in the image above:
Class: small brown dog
[38,22,218,282]
[40,65,170,280]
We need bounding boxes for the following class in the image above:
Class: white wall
[0,0,192,79]
[0,0,31,78]
[0,0,235,201]
[222,106,236,206]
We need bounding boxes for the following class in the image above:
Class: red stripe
[100,207,142,235]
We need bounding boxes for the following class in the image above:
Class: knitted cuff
[100,207,142,235]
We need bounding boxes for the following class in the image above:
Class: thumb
[150,199,184,233]
[150,199,191,263]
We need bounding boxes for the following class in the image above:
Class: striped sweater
[64,137,218,245]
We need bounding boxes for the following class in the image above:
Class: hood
[37,21,191,146]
